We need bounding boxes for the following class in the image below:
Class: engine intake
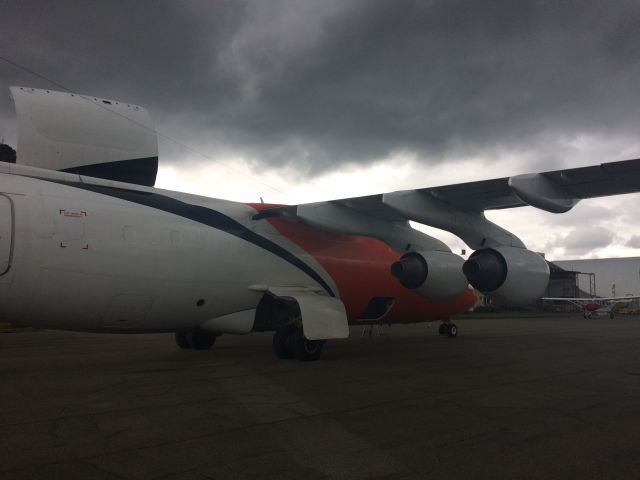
[463,247,549,306]
[391,250,468,301]
[462,248,507,292]
[391,253,427,289]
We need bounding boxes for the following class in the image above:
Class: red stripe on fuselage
[249,203,476,324]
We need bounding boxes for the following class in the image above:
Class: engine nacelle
[391,250,468,301]
[462,246,549,306]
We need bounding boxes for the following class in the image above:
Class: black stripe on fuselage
[61,156,158,187]
[42,180,335,297]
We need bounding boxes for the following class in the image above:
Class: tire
[273,326,294,359]
[610,311,615,319]
[175,331,191,349]
[446,323,458,338]
[186,330,217,350]
[438,323,447,336]
[290,328,324,361]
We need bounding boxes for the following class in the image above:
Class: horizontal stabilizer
[10,86,158,186]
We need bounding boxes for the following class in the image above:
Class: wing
[543,296,640,302]
[415,157,640,211]
[255,159,640,250]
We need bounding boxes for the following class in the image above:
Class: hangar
[536,257,640,313]
[553,257,640,298]
[484,257,640,312]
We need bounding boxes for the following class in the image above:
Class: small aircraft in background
[542,296,640,319]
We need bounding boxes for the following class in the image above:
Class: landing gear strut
[175,330,218,350]
[272,326,325,361]
[438,321,458,338]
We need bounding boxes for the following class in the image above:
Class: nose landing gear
[438,320,458,338]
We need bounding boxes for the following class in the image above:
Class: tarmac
[1,314,640,480]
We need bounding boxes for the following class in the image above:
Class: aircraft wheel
[438,323,447,336]
[273,326,294,359]
[290,328,324,361]
[186,330,218,350]
[446,323,458,338]
[175,331,191,349]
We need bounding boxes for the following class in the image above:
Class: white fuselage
[0,167,335,332]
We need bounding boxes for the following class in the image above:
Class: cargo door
[0,194,13,275]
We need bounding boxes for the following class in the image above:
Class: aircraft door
[0,194,14,275]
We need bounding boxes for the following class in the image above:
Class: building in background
[485,257,639,312]
[553,257,640,298]
[544,263,581,298]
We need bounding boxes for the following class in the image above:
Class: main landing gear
[272,325,325,361]
[175,330,219,350]
[438,321,458,338]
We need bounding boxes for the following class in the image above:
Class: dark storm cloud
[2,0,640,175]
[0,1,245,110]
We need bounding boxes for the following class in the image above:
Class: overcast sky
[1,0,640,261]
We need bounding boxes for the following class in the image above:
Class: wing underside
[255,158,640,250]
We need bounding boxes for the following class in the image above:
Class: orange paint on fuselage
[249,203,476,324]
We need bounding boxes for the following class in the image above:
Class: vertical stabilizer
[10,86,158,186]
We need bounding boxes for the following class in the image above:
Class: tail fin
[10,86,158,186]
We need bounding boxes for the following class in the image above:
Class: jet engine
[462,246,549,306]
[391,250,468,301]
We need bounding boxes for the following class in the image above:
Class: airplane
[0,86,639,361]
[542,296,640,319]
